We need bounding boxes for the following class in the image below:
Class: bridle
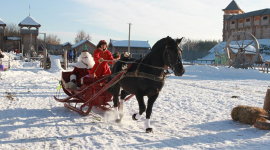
[163,44,183,72]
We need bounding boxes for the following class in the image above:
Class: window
[246,18,250,22]
[263,16,268,20]
[255,16,260,21]
[231,21,235,24]
[239,19,243,23]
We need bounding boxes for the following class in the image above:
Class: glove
[89,74,95,78]
[99,58,104,63]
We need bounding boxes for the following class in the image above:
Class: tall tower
[222,0,244,41]
[222,0,244,15]
[0,18,6,50]
[18,15,41,55]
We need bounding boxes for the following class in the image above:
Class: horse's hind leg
[132,92,146,121]
[112,83,121,122]
[119,90,130,119]
[145,93,159,133]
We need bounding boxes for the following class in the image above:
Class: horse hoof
[120,114,123,119]
[115,119,121,123]
[132,114,138,120]
[146,128,153,133]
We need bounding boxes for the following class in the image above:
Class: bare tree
[5,23,20,36]
[3,23,20,50]
[47,34,61,45]
[74,30,91,43]
[38,34,61,45]
[182,38,220,52]
[182,38,199,51]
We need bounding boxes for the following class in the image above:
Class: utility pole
[128,23,132,53]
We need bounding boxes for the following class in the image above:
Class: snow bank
[49,55,63,72]
[181,65,270,80]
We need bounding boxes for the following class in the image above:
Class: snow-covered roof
[0,18,6,25]
[62,42,72,46]
[19,16,41,26]
[110,40,151,48]
[71,39,95,49]
[6,37,21,41]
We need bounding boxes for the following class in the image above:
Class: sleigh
[54,71,134,116]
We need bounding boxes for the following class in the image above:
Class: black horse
[108,36,185,133]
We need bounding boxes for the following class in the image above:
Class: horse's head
[163,36,185,76]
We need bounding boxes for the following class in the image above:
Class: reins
[116,59,166,70]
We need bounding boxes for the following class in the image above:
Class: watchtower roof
[0,18,6,26]
[223,0,242,11]
[18,15,41,27]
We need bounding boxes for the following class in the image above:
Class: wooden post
[30,33,32,51]
[21,44,24,60]
[43,48,47,70]
[8,55,10,69]
[64,49,67,70]
[267,63,269,73]
[27,53,30,62]
[263,88,270,111]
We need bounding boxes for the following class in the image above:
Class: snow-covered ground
[1,52,270,149]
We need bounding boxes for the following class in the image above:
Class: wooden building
[72,39,96,55]
[19,15,41,54]
[223,0,270,41]
[62,42,72,51]
[108,39,151,58]
[0,18,6,51]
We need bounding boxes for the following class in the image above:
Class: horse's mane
[151,36,174,51]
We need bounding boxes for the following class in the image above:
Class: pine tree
[82,44,88,51]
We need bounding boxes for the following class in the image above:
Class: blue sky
[0,0,269,47]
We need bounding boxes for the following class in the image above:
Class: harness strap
[125,71,165,82]
[135,54,147,76]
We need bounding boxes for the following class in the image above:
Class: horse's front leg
[145,93,159,133]
[132,92,146,121]
[119,90,130,119]
[112,83,121,122]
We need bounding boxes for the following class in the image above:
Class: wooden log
[263,89,270,111]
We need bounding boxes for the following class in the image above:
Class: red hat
[97,40,107,48]
[82,50,88,52]
[99,40,107,45]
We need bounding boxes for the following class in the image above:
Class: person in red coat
[70,50,95,86]
[89,40,116,78]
